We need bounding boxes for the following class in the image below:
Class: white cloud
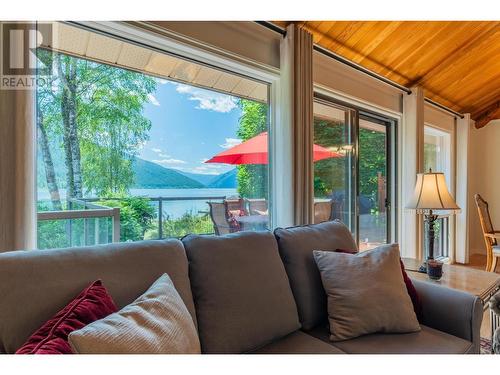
[151,148,170,158]
[147,94,160,106]
[156,78,169,85]
[219,137,242,149]
[175,84,237,113]
[153,158,187,166]
[190,166,219,175]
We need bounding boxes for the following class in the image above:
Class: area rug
[481,337,492,354]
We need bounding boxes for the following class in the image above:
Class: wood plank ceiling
[275,21,500,127]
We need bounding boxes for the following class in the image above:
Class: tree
[358,128,386,199]
[236,99,268,198]
[37,50,157,199]
[313,118,347,197]
[78,66,155,196]
[313,117,387,211]
[36,54,63,210]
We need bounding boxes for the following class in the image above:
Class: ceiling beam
[474,101,500,129]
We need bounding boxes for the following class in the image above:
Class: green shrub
[97,196,155,242]
[144,212,214,239]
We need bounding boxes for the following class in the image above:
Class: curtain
[280,23,314,225]
[0,23,36,252]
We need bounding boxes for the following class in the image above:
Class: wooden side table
[402,258,500,347]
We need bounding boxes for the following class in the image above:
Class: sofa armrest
[412,279,483,353]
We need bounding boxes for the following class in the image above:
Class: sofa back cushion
[274,220,357,330]
[0,240,195,354]
[182,231,300,353]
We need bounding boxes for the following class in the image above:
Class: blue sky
[138,80,242,176]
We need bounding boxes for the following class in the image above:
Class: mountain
[207,169,237,188]
[132,157,204,189]
[178,171,218,186]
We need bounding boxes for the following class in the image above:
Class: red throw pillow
[399,260,423,321]
[335,249,423,321]
[16,280,117,354]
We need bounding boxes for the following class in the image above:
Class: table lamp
[406,169,460,273]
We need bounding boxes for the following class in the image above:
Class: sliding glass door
[313,97,395,249]
[313,100,356,232]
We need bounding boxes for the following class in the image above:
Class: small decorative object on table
[426,259,443,280]
[406,169,460,276]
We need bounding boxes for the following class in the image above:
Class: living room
[1,1,499,374]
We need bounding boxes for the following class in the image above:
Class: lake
[130,188,238,219]
[38,188,239,219]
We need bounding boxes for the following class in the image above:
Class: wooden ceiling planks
[275,21,500,125]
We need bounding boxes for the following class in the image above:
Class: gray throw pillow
[313,244,420,341]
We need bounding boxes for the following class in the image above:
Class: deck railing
[37,198,121,245]
[80,195,227,239]
[37,195,230,248]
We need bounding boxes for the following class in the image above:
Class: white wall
[468,120,500,255]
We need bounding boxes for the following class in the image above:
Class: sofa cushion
[182,231,300,353]
[0,240,195,354]
[250,330,345,354]
[274,221,357,330]
[309,324,473,354]
[69,274,201,354]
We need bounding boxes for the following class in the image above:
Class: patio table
[235,214,269,231]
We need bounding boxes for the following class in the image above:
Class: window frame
[423,124,454,261]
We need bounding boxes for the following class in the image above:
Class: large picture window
[36,23,270,249]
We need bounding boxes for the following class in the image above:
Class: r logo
[1,22,52,78]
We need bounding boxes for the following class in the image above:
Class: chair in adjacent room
[474,194,500,272]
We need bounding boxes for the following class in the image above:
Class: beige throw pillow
[313,244,420,342]
[68,274,201,354]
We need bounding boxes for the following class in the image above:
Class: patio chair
[245,198,268,215]
[474,194,500,272]
[330,199,344,221]
[207,202,232,236]
[314,201,332,224]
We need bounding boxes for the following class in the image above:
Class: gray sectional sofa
[0,221,483,354]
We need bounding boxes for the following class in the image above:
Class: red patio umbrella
[205,132,342,165]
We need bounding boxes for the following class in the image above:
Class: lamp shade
[406,171,460,213]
